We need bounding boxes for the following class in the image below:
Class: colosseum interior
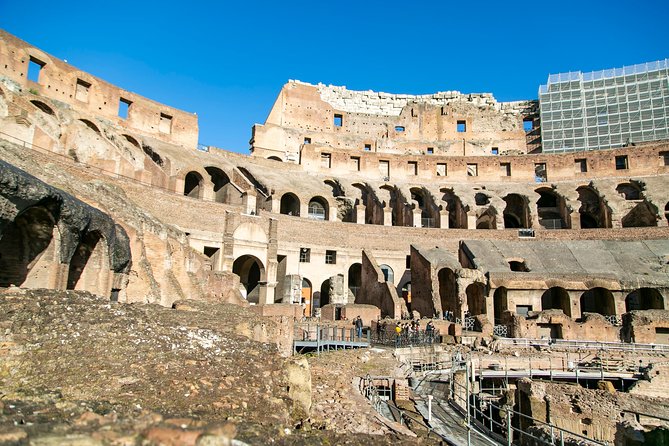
[1,29,669,445]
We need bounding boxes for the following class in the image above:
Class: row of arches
[280,193,329,220]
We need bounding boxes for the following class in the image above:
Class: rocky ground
[0,288,433,445]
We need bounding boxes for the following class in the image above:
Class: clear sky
[1,0,668,153]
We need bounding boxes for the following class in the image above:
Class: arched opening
[140,142,164,167]
[319,279,330,308]
[616,183,642,200]
[411,188,439,228]
[476,208,496,229]
[380,264,394,284]
[621,202,657,227]
[205,166,232,203]
[232,255,264,304]
[324,179,345,197]
[308,196,328,220]
[302,278,313,316]
[123,134,141,148]
[466,283,486,317]
[352,183,383,225]
[441,189,467,228]
[535,188,569,229]
[580,287,615,316]
[267,156,282,162]
[31,99,55,116]
[507,259,530,272]
[577,186,610,228]
[348,263,361,298]
[503,194,530,229]
[625,288,664,311]
[79,119,100,134]
[541,287,571,316]
[0,205,57,287]
[380,185,410,227]
[67,231,106,291]
[438,268,458,319]
[665,202,669,224]
[184,171,204,198]
[280,193,300,216]
[493,287,508,325]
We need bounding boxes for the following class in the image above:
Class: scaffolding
[539,59,669,153]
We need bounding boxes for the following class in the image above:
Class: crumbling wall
[358,250,405,319]
[623,310,669,344]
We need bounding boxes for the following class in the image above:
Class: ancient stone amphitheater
[1,29,669,445]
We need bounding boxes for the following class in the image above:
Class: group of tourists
[374,318,438,347]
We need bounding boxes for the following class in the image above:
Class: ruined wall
[0,30,198,148]
[251,81,534,162]
[358,250,405,318]
[623,310,669,344]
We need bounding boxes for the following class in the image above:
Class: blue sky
[1,0,668,153]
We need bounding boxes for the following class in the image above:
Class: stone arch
[348,263,361,298]
[308,196,328,220]
[232,255,265,304]
[204,166,232,203]
[380,264,394,284]
[352,183,383,225]
[438,268,458,318]
[503,193,530,228]
[79,119,100,134]
[616,182,642,200]
[302,278,313,316]
[184,171,204,198]
[625,288,664,311]
[441,188,467,228]
[0,204,58,288]
[411,187,440,228]
[580,287,616,316]
[535,187,570,229]
[232,222,268,244]
[493,287,508,325]
[267,156,282,162]
[541,287,571,316]
[380,185,410,226]
[66,230,109,294]
[466,283,486,316]
[577,185,611,228]
[280,192,300,216]
[30,99,55,116]
[319,279,331,307]
[324,179,345,197]
[621,201,657,228]
[122,134,141,149]
[476,207,497,229]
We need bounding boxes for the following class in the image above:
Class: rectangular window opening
[467,163,478,177]
[457,120,466,133]
[334,114,343,127]
[118,98,132,119]
[500,162,511,177]
[325,250,337,265]
[364,143,371,151]
[75,78,91,102]
[379,160,390,179]
[408,161,418,175]
[491,147,499,155]
[575,158,588,173]
[615,155,628,170]
[304,137,312,144]
[299,248,311,263]
[405,255,411,269]
[27,57,45,83]
[395,125,405,132]
[427,147,434,154]
[516,305,533,318]
[320,153,331,169]
[159,113,173,134]
[535,163,547,182]
[523,118,533,132]
[350,156,360,171]
[661,151,669,166]
[436,163,447,176]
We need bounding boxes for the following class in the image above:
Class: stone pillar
[467,213,477,230]
[271,197,281,214]
[243,192,257,215]
[569,291,581,320]
[570,211,581,229]
[440,209,450,229]
[201,180,215,201]
[355,204,366,224]
[383,206,393,226]
[300,202,309,219]
[413,208,422,227]
[613,291,626,316]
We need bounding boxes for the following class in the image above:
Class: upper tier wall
[0,30,198,149]
[251,81,538,162]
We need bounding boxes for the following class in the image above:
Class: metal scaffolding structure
[539,59,669,153]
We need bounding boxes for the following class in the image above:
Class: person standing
[355,316,363,339]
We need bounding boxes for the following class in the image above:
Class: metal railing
[494,337,669,354]
[371,329,441,348]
